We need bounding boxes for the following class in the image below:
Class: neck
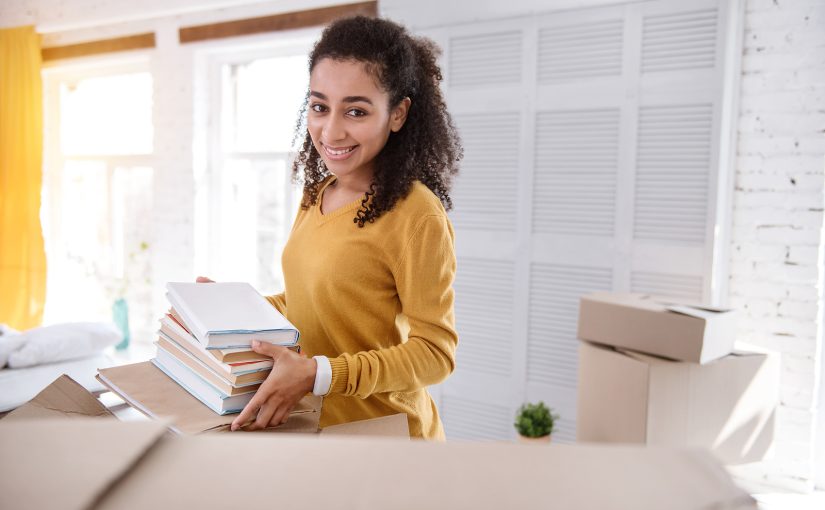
[330,168,374,195]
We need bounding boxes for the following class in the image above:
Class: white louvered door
[421,0,742,442]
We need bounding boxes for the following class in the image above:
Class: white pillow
[7,322,122,369]
[0,325,25,369]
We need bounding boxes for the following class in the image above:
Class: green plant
[514,401,558,438]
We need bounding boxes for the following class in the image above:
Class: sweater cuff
[328,356,349,395]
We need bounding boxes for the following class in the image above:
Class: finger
[251,340,287,358]
[196,276,214,283]
[231,398,262,431]
[270,403,294,427]
[250,402,277,432]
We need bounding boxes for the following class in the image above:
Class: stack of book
[152,282,300,415]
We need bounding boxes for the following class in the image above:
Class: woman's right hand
[196,276,215,283]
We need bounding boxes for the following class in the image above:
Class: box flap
[3,374,114,421]
[665,304,733,319]
[0,418,167,510]
[607,348,778,464]
[95,426,755,510]
[97,361,321,435]
[683,350,778,464]
[321,413,409,437]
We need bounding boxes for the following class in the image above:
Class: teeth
[325,145,355,155]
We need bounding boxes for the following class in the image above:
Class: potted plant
[514,401,558,443]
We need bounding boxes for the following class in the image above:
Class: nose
[322,112,346,143]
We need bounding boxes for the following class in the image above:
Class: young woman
[225,15,462,439]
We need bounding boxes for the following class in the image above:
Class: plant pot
[517,434,551,444]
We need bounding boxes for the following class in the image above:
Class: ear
[389,97,411,133]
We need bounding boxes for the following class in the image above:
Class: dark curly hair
[292,16,462,227]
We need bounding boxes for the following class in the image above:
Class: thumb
[251,340,283,358]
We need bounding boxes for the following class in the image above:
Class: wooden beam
[42,33,156,62]
[178,1,377,44]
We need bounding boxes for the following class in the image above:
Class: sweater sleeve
[264,292,287,315]
[327,214,458,397]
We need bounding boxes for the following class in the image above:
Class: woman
[224,15,461,439]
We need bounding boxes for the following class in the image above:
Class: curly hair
[292,16,462,227]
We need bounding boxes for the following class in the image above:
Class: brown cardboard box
[3,374,114,421]
[578,292,738,363]
[0,417,756,510]
[5,371,325,436]
[96,361,323,434]
[577,340,778,464]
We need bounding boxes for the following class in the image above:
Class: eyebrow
[310,91,373,105]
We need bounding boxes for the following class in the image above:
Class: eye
[347,108,367,117]
[310,103,327,113]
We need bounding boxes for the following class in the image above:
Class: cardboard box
[577,340,778,464]
[0,417,756,510]
[96,361,323,434]
[4,374,410,439]
[578,292,738,363]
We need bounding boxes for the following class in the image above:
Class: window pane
[216,158,294,293]
[60,72,153,155]
[43,162,154,343]
[226,55,309,153]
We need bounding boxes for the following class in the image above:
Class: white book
[158,316,274,376]
[165,282,299,349]
[152,346,256,415]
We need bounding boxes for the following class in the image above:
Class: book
[155,334,268,390]
[210,345,280,363]
[152,346,256,415]
[166,311,300,362]
[159,316,273,376]
[166,281,300,349]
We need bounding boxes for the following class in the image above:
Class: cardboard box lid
[0,413,410,510]
[3,374,114,422]
[0,419,167,510]
[585,292,733,315]
[93,427,754,510]
[97,361,322,434]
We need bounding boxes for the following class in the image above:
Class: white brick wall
[727,0,825,492]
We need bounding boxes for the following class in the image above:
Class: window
[200,41,315,294]
[42,63,154,342]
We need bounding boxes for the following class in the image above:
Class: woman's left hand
[230,340,317,431]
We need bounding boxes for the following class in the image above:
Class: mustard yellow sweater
[266,177,458,439]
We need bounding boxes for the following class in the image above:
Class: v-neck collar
[315,176,364,225]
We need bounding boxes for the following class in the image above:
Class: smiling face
[307,58,409,186]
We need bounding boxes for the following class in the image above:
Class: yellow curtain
[0,26,47,330]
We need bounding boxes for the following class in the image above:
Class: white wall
[1,0,822,491]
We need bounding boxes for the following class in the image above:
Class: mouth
[321,143,358,160]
